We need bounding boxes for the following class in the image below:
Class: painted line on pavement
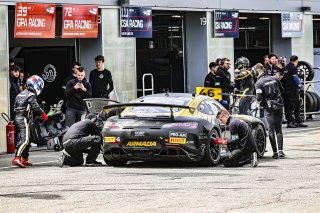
[284,126,320,133]
[0,160,57,170]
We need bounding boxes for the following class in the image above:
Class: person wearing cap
[57,111,106,167]
[214,109,258,167]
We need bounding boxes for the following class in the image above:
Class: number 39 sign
[195,87,222,101]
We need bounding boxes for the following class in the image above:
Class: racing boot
[22,157,33,166]
[12,156,26,168]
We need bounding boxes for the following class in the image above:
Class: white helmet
[27,75,45,96]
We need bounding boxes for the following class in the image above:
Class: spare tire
[297,61,314,81]
[309,92,319,112]
[305,91,314,112]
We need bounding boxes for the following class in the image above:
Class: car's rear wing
[83,98,120,114]
[103,103,195,118]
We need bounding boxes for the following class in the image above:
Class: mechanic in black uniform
[216,57,233,109]
[12,75,48,168]
[214,109,258,167]
[282,55,308,128]
[204,62,219,87]
[65,67,92,127]
[89,55,114,98]
[264,54,280,76]
[58,114,104,167]
[234,57,255,115]
[255,63,285,159]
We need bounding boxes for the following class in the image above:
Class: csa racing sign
[214,10,239,38]
[120,7,152,38]
[14,3,56,38]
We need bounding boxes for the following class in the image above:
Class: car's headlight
[162,122,198,129]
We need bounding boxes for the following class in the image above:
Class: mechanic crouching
[215,109,258,167]
[58,112,106,167]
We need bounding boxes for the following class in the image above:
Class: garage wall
[101,8,136,102]
[0,6,9,153]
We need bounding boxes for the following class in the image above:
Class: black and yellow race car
[101,93,266,166]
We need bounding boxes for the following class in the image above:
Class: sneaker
[85,160,102,166]
[30,142,37,147]
[297,123,308,127]
[272,152,279,159]
[12,156,26,168]
[251,152,258,167]
[21,157,33,166]
[286,123,297,128]
[279,150,286,158]
[57,149,70,167]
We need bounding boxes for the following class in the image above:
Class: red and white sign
[14,3,56,38]
[62,5,99,38]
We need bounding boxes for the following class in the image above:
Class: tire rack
[302,69,320,119]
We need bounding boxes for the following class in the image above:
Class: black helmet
[235,57,250,69]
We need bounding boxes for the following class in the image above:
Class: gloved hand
[213,137,228,145]
[41,112,48,122]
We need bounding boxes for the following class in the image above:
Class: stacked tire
[297,61,320,113]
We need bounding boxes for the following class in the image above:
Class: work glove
[41,112,48,122]
[213,137,228,145]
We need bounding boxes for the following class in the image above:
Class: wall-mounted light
[172,15,181,18]
[239,17,248,20]
[259,17,269,20]
[313,18,320,21]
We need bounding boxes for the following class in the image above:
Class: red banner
[62,5,99,38]
[14,3,56,38]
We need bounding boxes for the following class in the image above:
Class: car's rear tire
[198,129,221,166]
[103,153,127,166]
[252,124,266,159]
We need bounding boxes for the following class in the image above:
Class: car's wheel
[103,153,127,166]
[252,124,266,159]
[198,129,221,166]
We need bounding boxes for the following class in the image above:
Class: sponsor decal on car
[169,137,186,144]
[170,132,187,138]
[104,137,116,143]
[126,141,157,147]
[132,131,146,136]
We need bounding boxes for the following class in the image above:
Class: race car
[101,93,267,166]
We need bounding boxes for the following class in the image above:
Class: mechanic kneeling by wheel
[58,112,106,167]
[215,109,258,167]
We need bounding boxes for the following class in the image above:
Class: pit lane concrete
[1,119,320,212]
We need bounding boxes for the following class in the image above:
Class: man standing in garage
[89,55,114,99]
[204,62,219,88]
[282,55,308,128]
[215,109,258,167]
[216,57,233,110]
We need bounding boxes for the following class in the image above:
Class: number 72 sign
[195,87,222,101]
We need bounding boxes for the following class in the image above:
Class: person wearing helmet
[234,57,255,115]
[12,75,49,168]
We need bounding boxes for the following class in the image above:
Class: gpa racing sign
[214,10,239,38]
[120,7,152,38]
[62,5,98,38]
[14,3,56,38]
[281,12,303,38]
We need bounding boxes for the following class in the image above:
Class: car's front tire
[198,129,221,166]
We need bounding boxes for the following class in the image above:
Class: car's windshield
[127,97,191,114]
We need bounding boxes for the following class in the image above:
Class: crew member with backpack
[254,63,285,159]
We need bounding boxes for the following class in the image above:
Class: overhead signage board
[120,7,152,38]
[281,12,303,37]
[14,3,56,38]
[62,5,99,38]
[214,10,239,38]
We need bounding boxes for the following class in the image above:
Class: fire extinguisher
[1,113,16,154]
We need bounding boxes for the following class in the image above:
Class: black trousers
[283,96,301,125]
[223,149,251,167]
[239,95,254,115]
[265,109,284,153]
[15,116,31,158]
[63,136,101,167]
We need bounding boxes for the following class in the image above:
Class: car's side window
[197,101,211,114]
[204,99,222,116]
